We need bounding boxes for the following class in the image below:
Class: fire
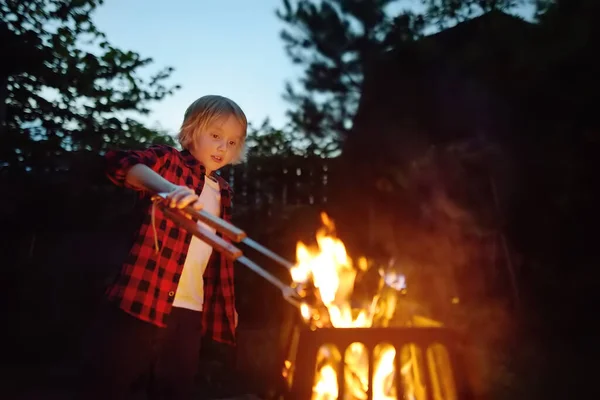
[312,364,338,400]
[291,213,373,329]
[290,213,404,399]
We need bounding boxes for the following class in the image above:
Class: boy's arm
[106,144,202,209]
[124,163,177,193]
[125,164,202,209]
[105,144,172,189]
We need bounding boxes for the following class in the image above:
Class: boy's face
[190,114,244,175]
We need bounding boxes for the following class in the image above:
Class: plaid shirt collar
[180,149,230,191]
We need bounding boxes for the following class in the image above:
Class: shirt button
[168,291,175,297]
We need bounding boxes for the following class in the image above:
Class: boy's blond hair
[178,95,247,164]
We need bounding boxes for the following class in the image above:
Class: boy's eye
[212,134,220,139]
[229,141,236,146]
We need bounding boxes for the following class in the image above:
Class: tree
[0,0,179,173]
[276,1,544,156]
[245,119,302,159]
[276,0,425,154]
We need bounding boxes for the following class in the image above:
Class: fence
[219,155,335,213]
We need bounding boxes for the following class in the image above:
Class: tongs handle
[151,192,305,309]
[154,192,247,242]
[189,207,247,242]
[154,192,295,270]
[161,206,242,260]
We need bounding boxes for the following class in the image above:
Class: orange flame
[291,212,373,328]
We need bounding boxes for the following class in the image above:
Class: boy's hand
[166,186,204,210]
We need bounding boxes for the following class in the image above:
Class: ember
[280,213,469,400]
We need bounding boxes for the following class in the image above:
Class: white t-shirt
[173,177,221,311]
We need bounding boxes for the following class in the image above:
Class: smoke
[359,139,517,396]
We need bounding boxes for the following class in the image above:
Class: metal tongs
[151,192,304,308]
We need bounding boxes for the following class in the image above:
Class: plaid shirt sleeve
[105,144,175,193]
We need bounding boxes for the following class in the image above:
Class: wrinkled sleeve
[105,144,174,190]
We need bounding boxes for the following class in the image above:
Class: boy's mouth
[211,155,223,163]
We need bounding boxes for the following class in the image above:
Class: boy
[79,95,247,400]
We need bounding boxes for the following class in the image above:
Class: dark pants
[78,301,203,400]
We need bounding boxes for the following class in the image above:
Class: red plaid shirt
[104,144,236,345]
